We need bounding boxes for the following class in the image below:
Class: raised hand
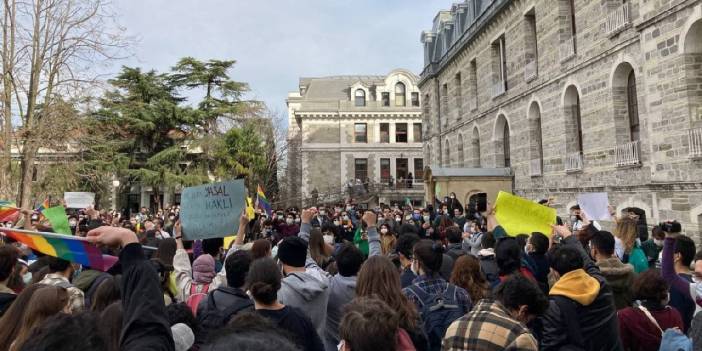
[86,226,138,248]
[362,210,377,228]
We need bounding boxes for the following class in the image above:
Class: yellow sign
[494,191,556,236]
[246,196,255,220]
[224,235,236,249]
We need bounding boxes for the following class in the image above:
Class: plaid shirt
[403,275,472,313]
[442,300,538,351]
[39,273,84,313]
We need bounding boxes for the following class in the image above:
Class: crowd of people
[0,194,698,351]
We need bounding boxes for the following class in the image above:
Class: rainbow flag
[256,185,272,217]
[0,201,19,222]
[35,199,50,212]
[0,227,113,271]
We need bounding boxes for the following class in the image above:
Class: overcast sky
[111,0,447,123]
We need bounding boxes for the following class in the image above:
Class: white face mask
[319,210,326,216]
[323,234,334,245]
[380,228,388,234]
[22,272,32,285]
[286,218,293,225]
[333,220,340,226]
[343,215,349,220]
[294,218,300,223]
[395,217,402,222]
[423,215,430,222]
[410,259,420,275]
[654,239,664,247]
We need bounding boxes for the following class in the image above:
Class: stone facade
[286,70,425,207]
[420,0,702,239]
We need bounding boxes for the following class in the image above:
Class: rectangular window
[382,92,390,107]
[396,158,408,181]
[441,83,449,125]
[380,158,391,182]
[491,36,507,96]
[413,123,423,142]
[454,72,463,118]
[524,11,538,81]
[354,158,368,181]
[396,123,408,143]
[414,159,424,180]
[380,123,390,143]
[470,60,478,110]
[411,92,420,107]
[354,123,367,143]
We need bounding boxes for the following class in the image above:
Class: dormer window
[354,89,366,107]
[395,82,406,107]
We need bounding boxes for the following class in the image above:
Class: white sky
[111,0,448,125]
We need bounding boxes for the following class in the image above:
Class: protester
[495,237,535,283]
[540,221,622,351]
[618,269,684,351]
[396,233,421,288]
[356,255,427,350]
[0,245,19,315]
[403,239,471,350]
[251,239,272,260]
[590,230,634,309]
[201,311,300,351]
[309,228,333,270]
[10,285,69,350]
[173,222,219,308]
[525,232,550,294]
[0,283,44,347]
[324,243,364,351]
[338,297,402,351]
[462,220,483,256]
[668,235,697,331]
[37,257,84,313]
[247,257,324,351]
[477,231,500,288]
[443,275,548,351]
[90,275,121,312]
[379,223,396,255]
[641,225,664,268]
[445,226,466,262]
[449,255,489,303]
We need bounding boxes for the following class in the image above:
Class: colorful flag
[256,185,272,217]
[0,227,112,270]
[35,199,50,212]
[0,201,19,222]
[41,206,72,235]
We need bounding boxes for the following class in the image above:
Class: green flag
[42,206,72,235]
[353,227,368,257]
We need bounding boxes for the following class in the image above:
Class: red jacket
[618,304,684,351]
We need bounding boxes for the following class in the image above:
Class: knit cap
[192,253,215,284]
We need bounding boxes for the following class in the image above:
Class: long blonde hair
[615,217,638,253]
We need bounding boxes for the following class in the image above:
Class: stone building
[286,70,425,207]
[420,0,702,237]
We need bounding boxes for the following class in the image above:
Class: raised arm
[87,227,174,351]
[173,221,193,302]
[214,212,250,287]
[661,231,696,303]
[362,211,381,257]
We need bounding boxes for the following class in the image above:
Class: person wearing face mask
[443,275,548,351]
[589,230,634,310]
[445,193,464,219]
[311,207,331,228]
[277,213,300,239]
[617,269,685,351]
[641,226,665,268]
[378,224,396,255]
[38,256,85,313]
[666,234,697,332]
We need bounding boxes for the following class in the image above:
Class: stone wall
[421,0,702,240]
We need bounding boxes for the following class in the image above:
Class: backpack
[637,305,692,351]
[197,290,254,341]
[186,283,209,316]
[407,283,465,351]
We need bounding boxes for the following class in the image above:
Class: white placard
[576,192,611,221]
[64,192,95,209]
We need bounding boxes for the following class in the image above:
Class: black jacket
[120,243,174,351]
[196,286,253,342]
[539,236,622,351]
[0,293,16,317]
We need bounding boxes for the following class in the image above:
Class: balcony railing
[615,140,641,167]
[689,127,702,158]
[565,152,583,172]
[492,81,505,98]
[530,158,542,177]
[379,178,424,191]
[559,37,575,62]
[605,3,630,36]
[524,60,538,82]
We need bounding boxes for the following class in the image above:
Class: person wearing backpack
[195,250,254,344]
[618,269,685,351]
[443,275,549,350]
[402,239,472,351]
[173,225,219,312]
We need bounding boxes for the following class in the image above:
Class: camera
[659,221,682,233]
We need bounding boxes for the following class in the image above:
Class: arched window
[395,82,406,107]
[444,139,451,167]
[503,121,511,167]
[472,127,481,167]
[458,134,465,167]
[627,71,640,142]
[563,85,584,171]
[494,114,510,167]
[528,101,543,176]
[354,89,366,107]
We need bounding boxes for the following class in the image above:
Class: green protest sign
[180,179,246,240]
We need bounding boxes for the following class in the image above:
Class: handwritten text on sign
[180,180,245,240]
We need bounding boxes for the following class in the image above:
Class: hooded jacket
[540,236,622,351]
[279,266,330,338]
[596,256,634,309]
[478,248,500,288]
[323,274,356,351]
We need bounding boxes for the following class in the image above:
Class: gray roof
[299,76,385,101]
[428,167,512,178]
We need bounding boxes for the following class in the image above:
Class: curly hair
[614,217,637,254]
[450,255,489,302]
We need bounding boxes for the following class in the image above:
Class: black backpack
[197,290,254,340]
[407,283,465,351]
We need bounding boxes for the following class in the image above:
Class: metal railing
[524,60,538,82]
[615,140,641,167]
[559,37,575,62]
[530,158,542,176]
[605,3,630,36]
[689,127,702,158]
[492,81,505,98]
[379,178,425,191]
[565,152,583,172]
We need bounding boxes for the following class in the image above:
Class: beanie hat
[192,254,215,284]
[277,236,308,268]
[171,323,194,351]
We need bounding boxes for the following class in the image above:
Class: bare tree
[0,0,128,208]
